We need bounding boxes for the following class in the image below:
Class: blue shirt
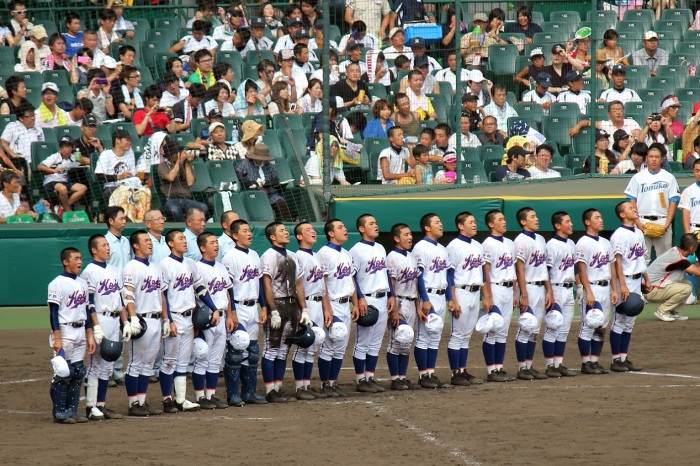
[363,117,394,139]
[63,32,84,57]
[184,228,202,261]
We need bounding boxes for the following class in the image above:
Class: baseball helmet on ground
[291,323,316,348]
[518,307,538,333]
[193,337,210,359]
[585,301,605,328]
[545,304,564,331]
[99,338,123,362]
[425,309,444,334]
[476,305,503,334]
[193,306,214,330]
[329,316,348,341]
[229,323,250,351]
[394,319,414,344]
[616,293,645,317]
[357,304,379,327]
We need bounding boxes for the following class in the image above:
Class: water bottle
[231,124,239,144]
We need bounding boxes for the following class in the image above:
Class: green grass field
[3,304,700,330]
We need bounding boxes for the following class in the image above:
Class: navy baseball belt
[691,223,700,229]
[306,295,323,302]
[457,284,481,292]
[397,295,416,301]
[234,299,258,306]
[426,288,446,295]
[143,312,161,319]
[592,280,610,287]
[60,322,84,328]
[172,309,193,316]
[625,273,642,279]
[275,297,297,304]
[333,296,351,303]
[553,282,574,288]
[364,291,387,298]
[527,281,546,286]
[101,310,121,317]
[641,215,666,221]
[495,281,514,288]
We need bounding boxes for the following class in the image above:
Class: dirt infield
[2,320,700,466]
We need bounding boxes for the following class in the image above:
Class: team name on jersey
[494,253,514,270]
[66,290,88,308]
[173,273,194,291]
[528,251,547,267]
[334,262,353,279]
[627,243,644,260]
[461,254,483,270]
[306,266,324,283]
[239,265,260,282]
[97,279,120,295]
[396,267,420,284]
[273,269,288,282]
[690,197,700,208]
[640,180,669,193]
[208,277,228,294]
[365,257,387,274]
[141,276,161,293]
[429,256,449,272]
[589,252,612,269]
[559,254,575,271]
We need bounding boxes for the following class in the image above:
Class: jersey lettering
[239,265,260,282]
[461,255,483,270]
[528,251,547,267]
[397,267,420,284]
[208,277,228,294]
[429,256,448,272]
[141,276,161,293]
[334,262,353,279]
[365,257,387,274]
[97,279,120,295]
[627,243,645,260]
[172,273,194,291]
[590,252,611,269]
[305,266,324,283]
[640,180,669,193]
[495,253,514,270]
[559,254,575,271]
[691,197,700,208]
[66,290,87,309]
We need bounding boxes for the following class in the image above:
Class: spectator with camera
[640,112,674,168]
[157,140,208,222]
[77,69,114,124]
[133,85,176,137]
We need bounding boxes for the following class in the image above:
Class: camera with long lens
[185,149,208,158]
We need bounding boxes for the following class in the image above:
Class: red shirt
[133,109,170,137]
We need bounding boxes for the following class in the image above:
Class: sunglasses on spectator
[13,9,27,14]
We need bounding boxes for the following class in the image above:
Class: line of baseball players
[51,195,698,422]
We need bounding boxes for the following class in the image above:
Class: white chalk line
[0,378,47,385]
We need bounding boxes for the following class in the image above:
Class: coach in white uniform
[625,142,680,263]
[514,207,553,381]
[350,214,395,393]
[544,211,577,377]
[446,211,488,386]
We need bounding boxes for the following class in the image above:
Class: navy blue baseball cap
[536,72,552,88]
[611,64,627,75]
[565,70,583,82]
[250,16,265,28]
[410,37,426,48]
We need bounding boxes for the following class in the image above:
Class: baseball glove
[643,223,666,239]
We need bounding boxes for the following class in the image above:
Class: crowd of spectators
[0,0,699,223]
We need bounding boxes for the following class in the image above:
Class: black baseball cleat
[209,396,229,409]
[356,379,377,393]
[330,382,348,397]
[430,373,449,388]
[581,361,602,375]
[162,397,178,414]
[401,378,421,390]
[98,406,123,419]
[517,367,534,380]
[610,358,630,373]
[451,371,471,386]
[545,365,562,378]
[498,369,516,381]
[305,386,328,399]
[367,377,385,392]
[527,367,549,380]
[391,379,409,390]
[419,373,439,388]
[463,371,484,384]
[623,359,643,371]
[487,369,509,382]
[320,382,339,397]
[143,402,163,415]
[592,361,609,374]
[295,387,315,401]
[198,397,218,410]
[557,364,577,377]
[129,401,149,417]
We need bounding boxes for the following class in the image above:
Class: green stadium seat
[461,160,488,184]
[241,191,276,222]
[549,102,581,120]
[31,141,59,170]
[486,45,519,75]
[55,126,82,144]
[140,40,170,70]
[216,50,244,86]
[207,160,240,191]
[62,210,90,224]
[662,8,693,28]
[459,147,480,164]
[616,21,645,41]
[499,32,526,47]
[0,47,16,66]
[684,29,700,42]
[479,145,503,162]
[212,191,248,221]
[623,9,654,31]
[654,30,680,55]
[428,94,448,123]
[189,158,213,195]
[277,128,307,161]
[676,87,700,103]
[550,11,581,26]
[542,21,576,36]
[675,43,700,63]
[532,32,567,48]
[366,83,388,101]
[246,49,276,66]
[128,17,151,42]
[272,157,298,187]
[272,113,303,131]
[483,159,501,179]
[6,214,34,224]
[625,101,657,127]
[150,164,166,209]
[154,17,182,30]
[543,115,577,152]
[555,167,573,177]
[565,153,585,169]
[668,161,684,172]
[572,127,594,156]
[0,114,16,134]
[647,76,683,91]
[654,19,683,33]
[586,9,618,27]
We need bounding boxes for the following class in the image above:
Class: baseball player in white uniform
[122,230,169,417]
[192,231,234,409]
[413,213,454,388]
[317,219,357,397]
[159,230,221,412]
[446,211,488,386]
[481,210,517,382]
[679,159,700,304]
[216,210,240,262]
[386,223,421,390]
[222,219,269,405]
[292,222,333,399]
[350,214,396,393]
[82,234,125,420]
[260,222,310,403]
[544,211,578,377]
[609,201,648,372]
[624,142,680,263]
[514,207,553,380]
[48,248,96,424]
[576,209,619,375]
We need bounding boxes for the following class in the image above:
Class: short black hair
[265,221,284,243]
[419,213,438,233]
[60,247,80,264]
[324,219,341,241]
[129,229,148,249]
[551,211,569,229]
[104,206,125,228]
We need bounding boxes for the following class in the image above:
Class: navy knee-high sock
[386,353,399,376]
[192,372,206,391]
[303,361,313,381]
[352,356,365,377]
[590,339,603,357]
[365,354,378,374]
[273,358,286,381]
[620,331,632,354]
[158,372,173,397]
[447,348,460,371]
[526,340,536,361]
[292,360,305,381]
[414,347,427,371]
[610,330,622,357]
[426,348,438,370]
[459,348,469,369]
[542,340,555,359]
[515,340,528,363]
[495,342,506,365]
[318,357,332,382]
[554,340,566,359]
[577,338,591,357]
[261,357,274,383]
[483,342,495,366]
[205,371,218,390]
[330,358,343,381]
[398,354,410,377]
[125,374,139,397]
[97,378,109,403]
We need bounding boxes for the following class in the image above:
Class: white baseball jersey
[160,254,202,313]
[482,235,517,283]
[196,259,232,310]
[387,248,420,299]
[81,261,122,313]
[446,235,484,286]
[514,231,549,281]
[296,248,327,297]
[624,169,680,217]
[575,235,615,282]
[317,243,356,300]
[216,233,235,262]
[105,231,130,271]
[349,240,390,295]
[260,247,303,298]
[222,246,262,301]
[122,257,167,315]
[522,90,557,116]
[679,182,700,225]
[546,235,576,284]
[47,273,89,323]
[412,238,453,289]
[610,226,647,276]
